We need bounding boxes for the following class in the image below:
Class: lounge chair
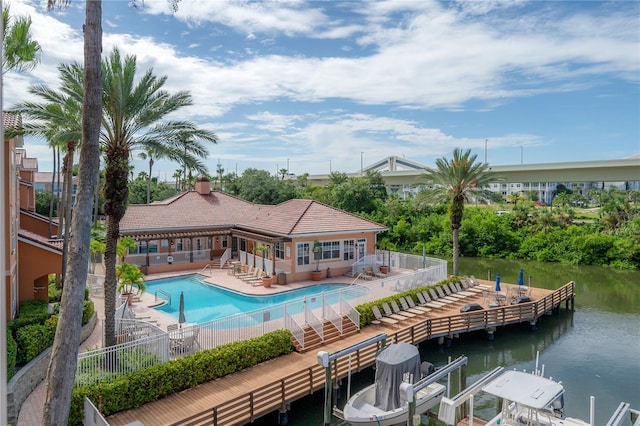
[235,265,255,278]
[436,286,462,303]
[470,275,491,291]
[242,267,262,283]
[428,288,454,306]
[374,266,387,279]
[444,283,467,300]
[405,295,431,314]
[462,278,484,293]
[389,300,417,318]
[381,302,410,321]
[417,291,445,309]
[371,305,398,326]
[399,296,428,315]
[454,282,475,297]
[362,267,375,280]
[443,284,466,300]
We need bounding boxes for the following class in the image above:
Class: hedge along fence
[70,329,294,425]
[6,299,95,380]
[355,276,466,328]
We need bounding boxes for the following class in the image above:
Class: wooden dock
[106,281,575,426]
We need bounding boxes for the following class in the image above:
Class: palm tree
[100,48,217,347]
[2,5,41,74]
[415,148,497,276]
[11,63,84,279]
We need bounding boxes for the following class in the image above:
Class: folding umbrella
[178,291,186,327]
[495,273,501,292]
[518,268,525,286]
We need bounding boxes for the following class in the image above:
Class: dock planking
[106,281,575,426]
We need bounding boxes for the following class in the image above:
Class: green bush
[82,300,95,325]
[7,330,17,381]
[15,315,58,365]
[70,329,294,425]
[49,282,63,303]
[6,300,49,338]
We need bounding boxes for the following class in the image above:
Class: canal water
[254,258,640,425]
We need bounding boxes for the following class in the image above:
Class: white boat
[334,342,446,426]
[438,361,640,426]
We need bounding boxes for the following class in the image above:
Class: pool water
[146,275,362,324]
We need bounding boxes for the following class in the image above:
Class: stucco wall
[17,240,62,306]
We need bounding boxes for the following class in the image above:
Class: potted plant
[311,240,323,281]
[256,245,272,287]
[116,262,146,305]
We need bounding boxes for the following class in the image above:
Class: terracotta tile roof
[120,191,257,233]
[237,199,386,236]
[18,229,63,252]
[3,111,21,128]
[120,190,387,237]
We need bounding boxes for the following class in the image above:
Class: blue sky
[5,0,639,178]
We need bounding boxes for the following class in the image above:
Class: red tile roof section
[120,190,386,236]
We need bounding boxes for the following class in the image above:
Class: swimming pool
[146,275,364,324]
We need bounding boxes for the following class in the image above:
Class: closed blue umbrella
[495,273,501,292]
[518,268,525,286]
[178,291,186,327]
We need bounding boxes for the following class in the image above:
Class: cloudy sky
[4,0,639,178]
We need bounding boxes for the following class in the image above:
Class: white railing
[78,253,447,384]
[304,302,324,342]
[323,297,342,334]
[286,309,305,348]
[83,397,109,426]
[219,248,231,269]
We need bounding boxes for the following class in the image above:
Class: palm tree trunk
[61,144,76,284]
[48,146,56,237]
[452,227,460,276]
[146,157,153,203]
[103,214,119,347]
[42,2,102,424]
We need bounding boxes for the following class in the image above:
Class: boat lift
[436,365,505,425]
[317,333,388,426]
[399,355,469,426]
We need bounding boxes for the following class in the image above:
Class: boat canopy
[374,343,422,411]
[482,370,565,410]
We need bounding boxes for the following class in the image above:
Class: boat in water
[438,358,640,426]
[334,342,446,426]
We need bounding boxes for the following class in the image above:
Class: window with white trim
[344,239,355,260]
[322,241,340,259]
[275,242,285,259]
[297,243,310,266]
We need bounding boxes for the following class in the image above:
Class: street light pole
[521,146,523,165]
[485,139,488,164]
[360,152,364,175]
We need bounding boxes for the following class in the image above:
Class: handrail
[219,248,231,269]
[285,311,305,349]
[200,264,212,276]
[304,301,324,343]
[322,296,342,335]
[350,272,364,285]
[155,289,172,305]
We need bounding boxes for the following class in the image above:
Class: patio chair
[470,275,491,291]
[381,302,409,321]
[404,295,431,314]
[374,266,387,279]
[242,268,263,283]
[389,299,417,318]
[399,296,429,315]
[371,305,398,326]
[417,291,445,309]
[361,267,375,280]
